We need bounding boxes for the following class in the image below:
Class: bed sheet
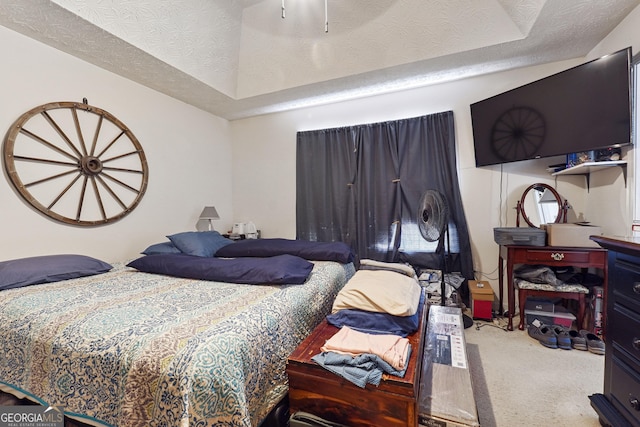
[0,260,355,426]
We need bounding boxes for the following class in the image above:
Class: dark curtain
[352,122,401,262]
[296,111,474,297]
[296,127,358,243]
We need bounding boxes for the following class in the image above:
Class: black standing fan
[417,190,450,306]
[417,190,473,327]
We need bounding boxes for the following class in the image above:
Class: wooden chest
[286,304,427,427]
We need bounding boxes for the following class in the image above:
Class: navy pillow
[167,231,233,257]
[215,238,355,263]
[0,254,113,291]
[127,253,313,284]
[141,241,181,255]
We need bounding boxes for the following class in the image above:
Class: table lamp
[199,206,220,231]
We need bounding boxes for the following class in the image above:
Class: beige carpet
[463,317,604,427]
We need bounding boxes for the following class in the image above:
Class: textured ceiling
[0,0,638,120]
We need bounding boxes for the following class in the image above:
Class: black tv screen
[471,47,632,167]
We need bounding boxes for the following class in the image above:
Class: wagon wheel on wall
[3,101,149,226]
[491,106,546,162]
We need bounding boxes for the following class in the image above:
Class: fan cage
[417,190,448,242]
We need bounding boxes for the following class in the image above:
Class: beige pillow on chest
[331,269,422,316]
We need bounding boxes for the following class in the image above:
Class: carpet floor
[464,317,604,427]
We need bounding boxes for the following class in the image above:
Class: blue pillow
[141,241,181,255]
[215,238,355,263]
[127,253,313,284]
[0,254,113,291]
[167,231,233,257]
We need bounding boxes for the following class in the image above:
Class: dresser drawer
[612,257,640,310]
[524,249,590,264]
[609,304,640,365]
[609,355,640,426]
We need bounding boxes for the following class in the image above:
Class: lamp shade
[539,189,558,204]
[199,206,220,220]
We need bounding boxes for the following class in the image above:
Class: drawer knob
[630,396,640,411]
[634,282,640,294]
[634,338,640,351]
[551,252,564,261]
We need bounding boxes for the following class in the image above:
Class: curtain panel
[296,111,474,290]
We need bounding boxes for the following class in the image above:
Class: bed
[0,238,355,427]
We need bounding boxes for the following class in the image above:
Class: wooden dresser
[286,304,427,427]
[590,236,640,427]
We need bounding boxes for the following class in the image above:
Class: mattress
[0,259,355,426]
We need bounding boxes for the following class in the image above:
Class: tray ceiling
[0,0,638,119]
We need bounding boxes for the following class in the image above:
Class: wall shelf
[551,160,627,190]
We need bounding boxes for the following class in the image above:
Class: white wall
[231,4,640,299]
[0,25,234,263]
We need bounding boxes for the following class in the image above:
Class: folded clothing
[311,346,412,389]
[514,264,564,287]
[326,291,425,337]
[332,269,421,316]
[320,326,410,371]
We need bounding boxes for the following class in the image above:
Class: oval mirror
[519,183,562,228]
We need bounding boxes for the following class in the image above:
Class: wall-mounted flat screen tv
[471,47,632,167]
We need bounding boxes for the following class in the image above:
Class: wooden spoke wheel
[3,101,148,226]
[491,106,546,162]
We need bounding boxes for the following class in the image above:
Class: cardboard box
[419,306,480,427]
[545,223,602,247]
[469,280,494,320]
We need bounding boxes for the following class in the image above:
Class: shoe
[551,326,572,350]
[528,323,557,349]
[580,330,605,355]
[567,329,587,351]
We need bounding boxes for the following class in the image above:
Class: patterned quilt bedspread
[0,260,355,426]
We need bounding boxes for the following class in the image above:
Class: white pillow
[332,269,422,316]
